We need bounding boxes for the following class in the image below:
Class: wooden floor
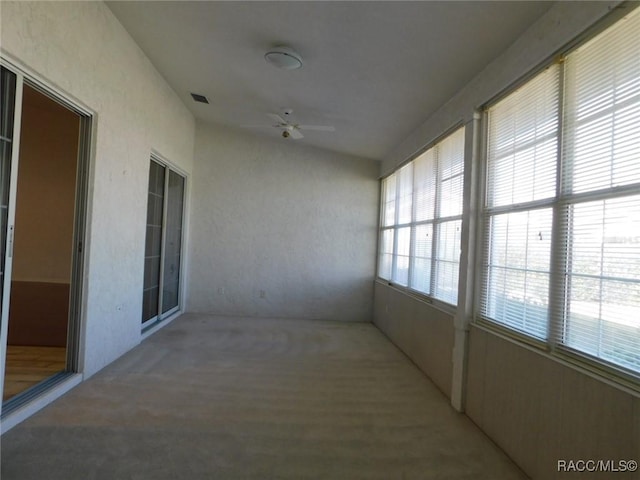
[2,345,67,401]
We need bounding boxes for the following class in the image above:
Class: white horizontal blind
[486,66,559,208]
[484,209,552,338]
[562,10,640,194]
[561,196,640,372]
[411,148,437,293]
[433,128,465,304]
[397,164,413,225]
[434,218,462,304]
[557,8,640,374]
[413,149,437,222]
[378,227,394,281]
[382,173,397,227]
[378,174,396,280]
[481,66,559,339]
[411,222,433,292]
[481,7,640,378]
[438,130,465,216]
[394,164,413,285]
[377,127,465,305]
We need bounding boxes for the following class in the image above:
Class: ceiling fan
[245,109,335,139]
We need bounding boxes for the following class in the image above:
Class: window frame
[475,6,640,387]
[377,125,465,310]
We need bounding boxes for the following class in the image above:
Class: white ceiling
[107,1,554,161]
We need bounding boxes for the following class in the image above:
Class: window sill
[375,278,458,316]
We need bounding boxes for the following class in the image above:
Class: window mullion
[408,168,419,289]
[548,58,569,350]
[377,180,387,279]
[430,147,441,296]
[391,175,401,282]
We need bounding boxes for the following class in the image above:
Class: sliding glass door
[161,170,184,314]
[0,62,90,416]
[142,158,185,327]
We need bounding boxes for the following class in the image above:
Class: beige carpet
[1,314,526,479]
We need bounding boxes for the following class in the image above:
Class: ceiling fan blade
[267,113,286,124]
[289,128,304,139]
[297,125,336,132]
[241,124,273,128]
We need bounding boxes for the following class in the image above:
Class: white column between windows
[451,113,481,411]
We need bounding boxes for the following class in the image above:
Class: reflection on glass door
[142,161,164,323]
[142,158,185,327]
[162,170,184,314]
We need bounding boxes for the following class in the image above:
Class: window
[378,127,465,305]
[480,8,640,377]
[142,158,185,327]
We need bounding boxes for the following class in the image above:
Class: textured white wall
[1,2,195,376]
[188,123,379,322]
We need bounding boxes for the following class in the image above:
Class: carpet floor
[1,314,526,479]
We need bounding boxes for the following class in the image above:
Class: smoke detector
[264,46,303,70]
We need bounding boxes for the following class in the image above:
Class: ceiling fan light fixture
[264,46,303,70]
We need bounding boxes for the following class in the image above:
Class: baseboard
[0,372,82,434]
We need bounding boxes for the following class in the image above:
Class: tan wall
[8,85,79,347]
[466,325,640,479]
[12,85,79,284]
[373,281,454,398]
[373,282,640,479]
[8,282,69,347]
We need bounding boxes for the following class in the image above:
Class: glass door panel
[142,159,185,326]
[161,170,184,314]
[142,160,165,323]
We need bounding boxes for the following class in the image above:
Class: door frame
[0,65,25,418]
[0,55,94,422]
[141,152,188,332]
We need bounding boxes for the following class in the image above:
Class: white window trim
[474,8,640,387]
[377,125,465,311]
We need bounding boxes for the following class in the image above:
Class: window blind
[482,65,559,338]
[486,66,559,208]
[377,126,465,304]
[562,10,640,194]
[561,196,640,372]
[554,7,640,374]
[382,173,397,227]
[482,6,640,378]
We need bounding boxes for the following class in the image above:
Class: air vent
[190,93,209,104]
